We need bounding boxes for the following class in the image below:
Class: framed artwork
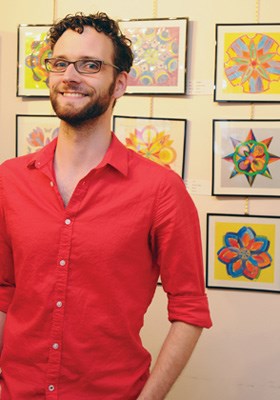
[118,17,188,94]
[214,24,280,102]
[16,114,59,156]
[212,119,280,197]
[206,213,280,292]
[17,24,52,97]
[112,115,187,177]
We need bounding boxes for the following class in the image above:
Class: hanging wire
[52,0,58,23]
[149,97,154,118]
[255,0,260,23]
[250,102,255,119]
[149,0,158,117]
[153,0,158,18]
[244,197,249,215]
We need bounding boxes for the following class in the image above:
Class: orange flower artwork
[125,125,177,169]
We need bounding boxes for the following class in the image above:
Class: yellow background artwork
[214,222,275,283]
[24,31,50,90]
[223,31,280,95]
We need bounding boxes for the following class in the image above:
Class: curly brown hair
[48,12,133,73]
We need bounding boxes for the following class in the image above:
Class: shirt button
[48,385,55,392]
[50,181,54,187]
[59,260,66,266]
[56,301,63,308]
[65,219,71,225]
[52,343,59,350]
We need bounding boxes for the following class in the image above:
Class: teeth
[63,93,85,97]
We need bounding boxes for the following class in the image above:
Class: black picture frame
[206,213,280,292]
[212,119,280,197]
[214,23,280,103]
[113,115,187,177]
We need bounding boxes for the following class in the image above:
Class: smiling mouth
[62,92,87,98]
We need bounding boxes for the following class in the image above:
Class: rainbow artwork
[224,32,280,94]
[24,30,52,90]
[125,124,177,169]
[25,125,59,153]
[217,225,272,281]
[223,129,280,186]
[123,26,180,87]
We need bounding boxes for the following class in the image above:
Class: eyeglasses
[44,58,120,74]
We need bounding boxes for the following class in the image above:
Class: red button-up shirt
[0,134,211,399]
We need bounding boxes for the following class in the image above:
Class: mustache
[53,82,91,94]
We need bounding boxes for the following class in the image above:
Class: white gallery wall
[0,1,280,399]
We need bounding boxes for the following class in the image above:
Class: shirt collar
[27,137,57,170]
[96,133,128,176]
[26,133,129,177]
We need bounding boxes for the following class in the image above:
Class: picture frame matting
[17,24,52,97]
[118,17,188,95]
[212,119,280,197]
[113,115,187,177]
[214,23,280,102]
[206,213,280,293]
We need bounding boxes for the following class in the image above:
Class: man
[0,12,211,399]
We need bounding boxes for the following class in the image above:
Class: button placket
[47,215,75,396]
[44,172,89,398]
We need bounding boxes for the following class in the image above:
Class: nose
[62,63,81,83]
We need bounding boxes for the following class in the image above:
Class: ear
[113,71,128,99]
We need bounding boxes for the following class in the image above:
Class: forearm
[137,321,202,400]
[0,311,6,351]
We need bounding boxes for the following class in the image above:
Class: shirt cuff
[167,293,212,328]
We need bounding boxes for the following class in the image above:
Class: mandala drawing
[123,26,180,87]
[25,32,52,88]
[223,129,280,186]
[217,226,272,280]
[125,125,177,168]
[224,33,280,93]
[26,126,59,153]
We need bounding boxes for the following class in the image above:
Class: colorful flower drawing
[224,33,280,93]
[123,26,180,87]
[125,125,176,168]
[217,226,272,280]
[223,129,280,186]
[25,32,52,88]
[26,126,59,153]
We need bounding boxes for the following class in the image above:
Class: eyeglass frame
[44,58,121,75]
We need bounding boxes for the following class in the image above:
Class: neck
[55,118,112,171]
[53,118,112,206]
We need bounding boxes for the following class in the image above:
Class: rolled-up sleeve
[0,173,15,313]
[151,171,212,328]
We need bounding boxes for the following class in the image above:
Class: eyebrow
[51,55,102,60]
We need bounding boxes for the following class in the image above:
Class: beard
[50,80,116,126]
